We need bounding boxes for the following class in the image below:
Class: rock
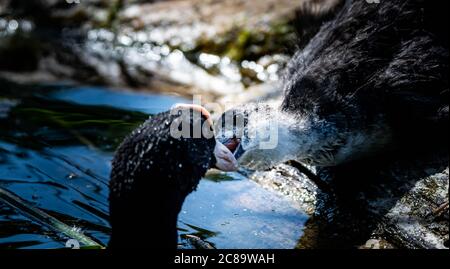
[1,0,300,97]
[360,238,395,249]
[378,168,448,249]
[242,163,319,215]
[304,149,448,249]
[119,0,302,48]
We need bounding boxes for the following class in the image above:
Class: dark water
[0,83,307,249]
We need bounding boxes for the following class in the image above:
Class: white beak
[214,141,238,171]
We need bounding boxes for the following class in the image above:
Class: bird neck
[109,184,187,249]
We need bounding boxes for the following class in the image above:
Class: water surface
[0,84,307,249]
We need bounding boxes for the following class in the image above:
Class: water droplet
[66,173,77,179]
[7,20,19,32]
[146,143,153,151]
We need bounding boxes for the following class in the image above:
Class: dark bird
[217,0,448,170]
[109,105,237,248]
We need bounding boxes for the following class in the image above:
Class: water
[179,171,307,249]
[0,83,308,249]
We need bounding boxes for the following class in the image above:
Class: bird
[216,0,448,171]
[108,104,237,248]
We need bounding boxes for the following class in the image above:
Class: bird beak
[214,141,238,171]
[169,103,240,171]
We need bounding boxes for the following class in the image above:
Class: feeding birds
[108,0,448,248]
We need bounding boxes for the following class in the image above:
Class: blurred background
[0,0,306,99]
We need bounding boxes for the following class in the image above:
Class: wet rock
[377,168,449,249]
[1,0,300,97]
[310,150,448,249]
[119,0,301,49]
[360,238,395,249]
[242,163,319,215]
[74,0,301,95]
